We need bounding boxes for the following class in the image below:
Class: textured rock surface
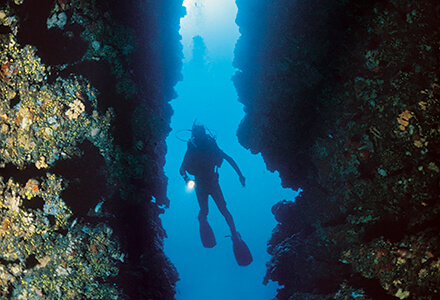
[234,0,440,299]
[1,0,182,298]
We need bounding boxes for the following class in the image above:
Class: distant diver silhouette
[179,122,253,266]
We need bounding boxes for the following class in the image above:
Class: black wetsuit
[182,137,236,232]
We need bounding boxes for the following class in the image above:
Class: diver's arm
[223,153,246,187]
[179,153,189,181]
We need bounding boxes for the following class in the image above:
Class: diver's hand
[182,175,189,183]
[239,174,246,187]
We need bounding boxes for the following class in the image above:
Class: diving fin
[199,220,216,248]
[231,233,253,266]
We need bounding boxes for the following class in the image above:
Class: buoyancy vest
[185,137,223,176]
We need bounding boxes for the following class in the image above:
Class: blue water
[161,1,297,299]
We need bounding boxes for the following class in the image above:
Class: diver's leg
[211,182,237,236]
[195,184,216,247]
[195,185,209,222]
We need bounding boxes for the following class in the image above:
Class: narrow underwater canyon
[1,0,440,299]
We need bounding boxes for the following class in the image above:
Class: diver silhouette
[179,123,252,266]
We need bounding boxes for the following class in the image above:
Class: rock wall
[234,0,440,299]
[1,0,182,299]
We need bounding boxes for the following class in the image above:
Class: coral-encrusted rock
[1,0,182,298]
[344,232,440,299]
[235,0,440,298]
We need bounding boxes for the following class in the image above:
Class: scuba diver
[179,123,252,266]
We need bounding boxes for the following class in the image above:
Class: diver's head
[191,124,208,142]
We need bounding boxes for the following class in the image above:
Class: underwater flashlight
[185,179,196,192]
[187,180,196,188]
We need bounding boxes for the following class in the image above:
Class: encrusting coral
[0,175,123,299]
[397,110,414,131]
[65,99,85,120]
[1,0,181,298]
[234,0,440,298]
[0,32,114,169]
[0,3,123,298]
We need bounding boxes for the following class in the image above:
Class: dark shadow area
[0,25,11,35]
[363,218,409,243]
[349,275,401,300]
[16,0,88,66]
[21,195,44,211]
[55,140,108,218]
[0,163,47,184]
[25,254,39,269]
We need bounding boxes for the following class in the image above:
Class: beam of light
[185,179,196,192]
[180,0,239,62]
